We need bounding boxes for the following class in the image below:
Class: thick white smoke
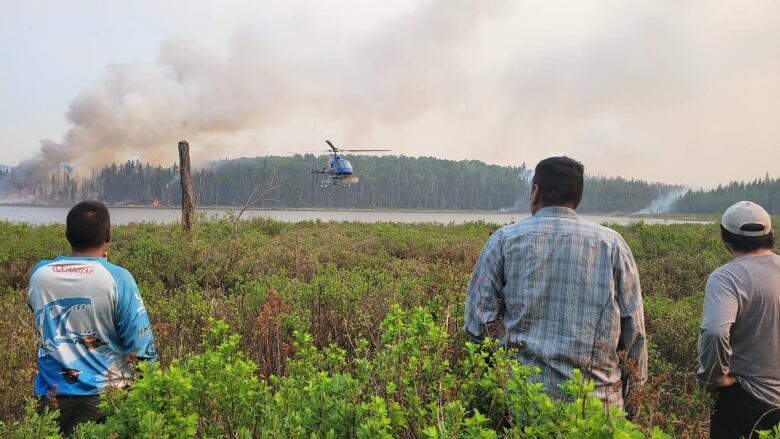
[9,0,509,188]
[637,188,690,214]
[6,0,780,189]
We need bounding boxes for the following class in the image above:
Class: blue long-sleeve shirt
[27,256,156,396]
[464,207,647,408]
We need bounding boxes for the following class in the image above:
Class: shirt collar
[56,255,107,261]
[533,206,579,219]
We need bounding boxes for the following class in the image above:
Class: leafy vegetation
[1,216,778,437]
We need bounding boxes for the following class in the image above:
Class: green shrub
[11,312,672,438]
[0,398,61,438]
[3,218,753,437]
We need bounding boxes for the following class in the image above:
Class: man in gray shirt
[698,201,780,438]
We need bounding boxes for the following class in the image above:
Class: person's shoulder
[510,214,624,241]
[707,260,744,287]
[715,254,779,279]
[31,258,55,274]
[95,259,136,285]
[496,218,537,240]
[29,258,58,281]
[575,219,628,244]
[503,214,542,233]
[715,257,756,274]
[600,224,629,244]
[709,263,731,278]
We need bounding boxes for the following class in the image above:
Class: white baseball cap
[721,201,772,237]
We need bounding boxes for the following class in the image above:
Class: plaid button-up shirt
[464,207,647,408]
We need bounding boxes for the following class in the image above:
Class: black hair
[720,225,774,253]
[532,156,585,208]
[66,201,111,251]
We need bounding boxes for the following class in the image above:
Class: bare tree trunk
[178,140,195,231]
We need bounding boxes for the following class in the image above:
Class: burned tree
[178,140,195,231]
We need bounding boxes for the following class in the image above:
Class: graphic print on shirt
[34,297,103,356]
[61,368,81,384]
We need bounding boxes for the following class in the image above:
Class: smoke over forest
[6,0,509,190]
[3,0,779,191]
[2,155,687,213]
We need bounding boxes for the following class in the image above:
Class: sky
[1,0,778,187]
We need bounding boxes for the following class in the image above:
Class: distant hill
[2,155,683,213]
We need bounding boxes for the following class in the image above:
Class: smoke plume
[8,0,508,188]
[5,0,780,189]
[637,188,689,214]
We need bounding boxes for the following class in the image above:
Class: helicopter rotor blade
[338,149,392,152]
[283,150,330,154]
[325,140,338,152]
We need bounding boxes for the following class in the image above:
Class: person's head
[66,201,111,254]
[719,201,774,255]
[530,156,584,213]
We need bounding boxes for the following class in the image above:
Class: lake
[0,205,709,226]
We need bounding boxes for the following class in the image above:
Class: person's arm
[697,272,738,390]
[115,271,157,362]
[614,241,648,394]
[463,232,505,343]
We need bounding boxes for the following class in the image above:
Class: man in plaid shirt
[464,156,647,413]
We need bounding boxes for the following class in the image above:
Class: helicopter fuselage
[324,155,353,177]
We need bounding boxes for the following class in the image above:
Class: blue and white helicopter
[311,140,390,188]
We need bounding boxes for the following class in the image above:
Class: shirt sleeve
[115,271,157,361]
[28,260,52,312]
[614,241,648,388]
[697,271,738,389]
[463,231,505,343]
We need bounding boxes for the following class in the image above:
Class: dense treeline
[672,176,780,214]
[1,156,683,213]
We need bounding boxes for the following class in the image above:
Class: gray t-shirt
[698,253,780,407]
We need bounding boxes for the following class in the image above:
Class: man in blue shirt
[28,201,156,434]
[464,156,646,414]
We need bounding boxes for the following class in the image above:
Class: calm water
[0,205,708,226]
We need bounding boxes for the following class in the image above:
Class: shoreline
[0,202,714,218]
[0,204,718,226]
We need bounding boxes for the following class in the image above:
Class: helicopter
[310,140,390,188]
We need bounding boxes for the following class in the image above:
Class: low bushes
[2,217,778,437]
[3,311,669,438]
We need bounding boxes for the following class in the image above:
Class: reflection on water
[0,205,710,226]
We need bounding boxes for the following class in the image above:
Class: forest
[1,156,680,213]
[2,156,778,214]
[672,176,780,214]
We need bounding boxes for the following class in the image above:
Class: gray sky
[1,0,778,187]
